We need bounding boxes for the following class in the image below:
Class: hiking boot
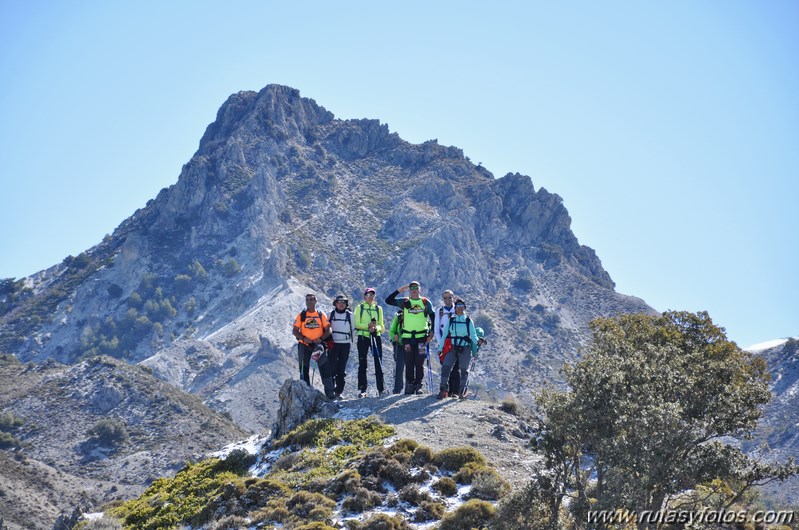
[358,391,367,398]
[461,388,469,398]
[414,389,425,395]
[378,390,388,397]
[334,393,343,401]
[436,390,448,400]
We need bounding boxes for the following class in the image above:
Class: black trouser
[328,342,350,395]
[357,335,384,393]
[392,342,405,393]
[448,358,460,395]
[298,343,334,396]
[403,337,427,391]
[298,343,314,385]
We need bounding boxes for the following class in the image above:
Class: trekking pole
[462,355,476,398]
[462,341,485,398]
[371,333,384,376]
[299,343,305,382]
[425,342,433,394]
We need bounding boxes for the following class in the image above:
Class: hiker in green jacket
[353,288,385,398]
[438,298,485,399]
[385,281,435,395]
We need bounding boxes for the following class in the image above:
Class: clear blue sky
[1,1,797,349]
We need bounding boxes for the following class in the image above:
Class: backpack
[447,315,473,347]
[328,309,353,341]
[400,297,432,338]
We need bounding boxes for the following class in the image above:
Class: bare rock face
[272,378,338,438]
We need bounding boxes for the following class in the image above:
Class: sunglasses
[336,300,347,304]
[443,296,452,300]
[365,292,375,296]
[455,303,466,308]
[409,286,420,290]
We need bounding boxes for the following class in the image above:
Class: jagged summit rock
[1,83,653,432]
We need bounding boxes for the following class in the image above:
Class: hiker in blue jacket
[437,298,485,399]
[434,289,459,397]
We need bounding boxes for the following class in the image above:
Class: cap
[408,281,421,288]
[454,299,466,307]
[364,287,376,296]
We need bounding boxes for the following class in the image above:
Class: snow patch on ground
[209,433,270,459]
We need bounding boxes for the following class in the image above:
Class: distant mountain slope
[0,84,654,432]
[0,354,246,530]
[747,338,799,505]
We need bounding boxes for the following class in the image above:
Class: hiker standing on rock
[434,289,459,397]
[354,288,386,398]
[292,293,333,396]
[328,295,354,399]
[385,281,435,395]
[389,308,404,394]
[438,298,485,399]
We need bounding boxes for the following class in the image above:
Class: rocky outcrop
[272,378,338,438]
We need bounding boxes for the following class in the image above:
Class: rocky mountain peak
[1,84,654,432]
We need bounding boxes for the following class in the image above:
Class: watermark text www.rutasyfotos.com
[586,508,795,526]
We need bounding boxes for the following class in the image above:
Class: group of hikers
[291,281,486,400]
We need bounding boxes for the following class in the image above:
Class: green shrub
[0,411,24,431]
[285,490,335,522]
[410,445,433,466]
[469,468,511,500]
[492,481,553,530]
[87,419,128,447]
[357,513,412,530]
[388,438,419,456]
[432,477,458,496]
[0,431,21,449]
[342,487,382,513]
[251,500,290,525]
[109,458,244,529]
[414,499,446,522]
[454,462,489,484]
[326,469,362,498]
[398,484,432,506]
[438,499,496,530]
[295,523,338,530]
[499,396,519,415]
[431,447,486,471]
[73,515,124,529]
[241,477,292,506]
[217,258,241,277]
[358,447,414,489]
[275,417,394,450]
[210,515,248,529]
